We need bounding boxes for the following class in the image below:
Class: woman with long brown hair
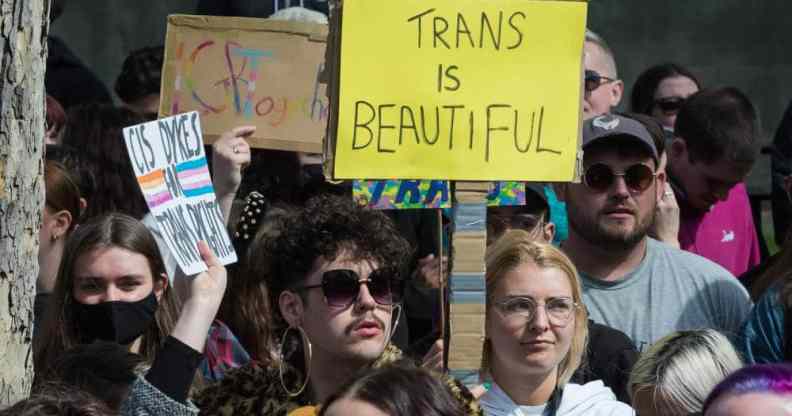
[35,213,181,374]
[34,212,229,413]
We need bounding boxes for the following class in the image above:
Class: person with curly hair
[194,194,480,415]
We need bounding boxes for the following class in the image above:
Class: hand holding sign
[160,15,328,153]
[213,126,255,224]
[123,111,237,276]
[212,126,254,196]
[329,0,587,181]
[185,240,228,307]
[171,240,228,353]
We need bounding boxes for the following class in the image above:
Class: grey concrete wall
[50,0,195,102]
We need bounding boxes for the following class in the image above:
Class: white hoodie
[480,380,635,416]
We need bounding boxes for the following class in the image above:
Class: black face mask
[74,291,159,345]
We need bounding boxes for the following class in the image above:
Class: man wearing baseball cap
[555,114,751,350]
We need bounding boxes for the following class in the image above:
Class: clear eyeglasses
[492,296,579,327]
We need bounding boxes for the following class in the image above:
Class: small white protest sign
[123,111,237,275]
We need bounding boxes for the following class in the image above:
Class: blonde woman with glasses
[480,230,634,415]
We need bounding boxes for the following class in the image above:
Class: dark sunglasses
[584,70,616,93]
[294,268,403,308]
[583,163,657,193]
[654,96,685,115]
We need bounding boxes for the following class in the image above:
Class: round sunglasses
[294,268,404,309]
[583,163,657,193]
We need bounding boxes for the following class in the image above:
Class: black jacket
[571,320,638,404]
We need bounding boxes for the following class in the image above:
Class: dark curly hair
[115,46,164,105]
[253,194,412,333]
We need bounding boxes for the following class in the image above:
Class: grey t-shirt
[579,238,752,351]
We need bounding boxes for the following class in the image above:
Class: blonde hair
[629,329,743,414]
[483,230,588,386]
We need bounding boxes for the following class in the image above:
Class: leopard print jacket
[193,344,481,415]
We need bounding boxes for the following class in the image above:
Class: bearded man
[556,114,751,351]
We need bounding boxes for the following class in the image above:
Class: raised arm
[212,126,254,225]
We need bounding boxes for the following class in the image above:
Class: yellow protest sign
[330,0,587,181]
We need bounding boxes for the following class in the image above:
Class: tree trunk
[0,0,49,405]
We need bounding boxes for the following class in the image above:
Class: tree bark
[0,0,49,405]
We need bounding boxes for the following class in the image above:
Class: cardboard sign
[123,112,237,275]
[160,15,329,152]
[327,0,587,181]
[353,180,451,209]
[447,182,489,385]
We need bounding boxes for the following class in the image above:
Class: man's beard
[567,199,655,251]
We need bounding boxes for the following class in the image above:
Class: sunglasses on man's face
[294,268,403,309]
[583,163,657,193]
[654,96,685,116]
[584,70,616,93]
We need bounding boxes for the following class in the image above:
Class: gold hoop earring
[278,325,312,397]
[382,303,402,348]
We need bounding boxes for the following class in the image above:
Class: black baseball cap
[582,114,659,162]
